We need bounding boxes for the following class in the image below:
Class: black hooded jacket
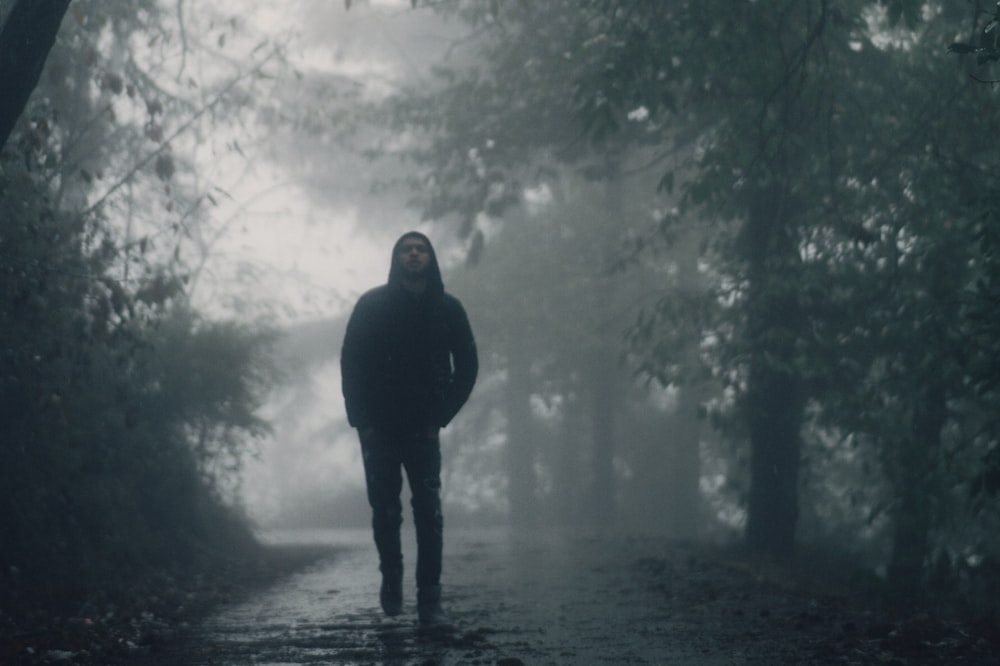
[340,232,478,433]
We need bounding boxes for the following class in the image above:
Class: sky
[187,0,462,325]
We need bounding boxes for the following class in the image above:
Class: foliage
[0,0,71,151]
[0,0,284,618]
[369,0,1000,607]
[445,169,710,532]
[948,1,1000,73]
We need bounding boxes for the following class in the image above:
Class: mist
[237,1,715,541]
[233,0,1000,610]
[3,0,1000,661]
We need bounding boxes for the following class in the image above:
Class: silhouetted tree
[0,0,71,150]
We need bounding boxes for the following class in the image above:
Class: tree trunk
[744,363,804,557]
[584,150,623,528]
[664,225,710,538]
[742,184,806,559]
[554,393,584,526]
[587,350,617,527]
[663,386,704,539]
[0,0,71,152]
[886,382,946,602]
[504,349,537,527]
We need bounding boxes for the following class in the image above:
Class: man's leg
[360,430,404,616]
[402,432,446,625]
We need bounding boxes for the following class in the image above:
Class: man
[341,231,478,626]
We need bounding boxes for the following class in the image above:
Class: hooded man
[341,231,478,626]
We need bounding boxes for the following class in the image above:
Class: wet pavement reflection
[144,527,736,665]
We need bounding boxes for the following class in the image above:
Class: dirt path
[133,528,992,665]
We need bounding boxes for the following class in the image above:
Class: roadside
[128,528,1000,664]
[0,541,336,666]
[6,528,999,664]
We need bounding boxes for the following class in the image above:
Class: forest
[2,0,1000,661]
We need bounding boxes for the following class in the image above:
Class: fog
[6,3,999,638]
[201,1,708,538]
[113,1,977,591]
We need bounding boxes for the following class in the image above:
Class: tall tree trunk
[585,152,623,528]
[663,385,704,539]
[587,350,617,527]
[0,0,71,151]
[504,349,537,527]
[664,225,710,538]
[742,185,806,559]
[554,393,584,526]
[886,382,946,601]
[744,363,804,557]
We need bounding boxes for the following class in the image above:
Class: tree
[377,0,1000,566]
[0,0,71,150]
[948,0,1000,79]
[440,161,710,533]
[370,0,711,532]
[0,0,289,619]
[378,0,841,557]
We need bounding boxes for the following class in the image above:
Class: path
[135,527,922,665]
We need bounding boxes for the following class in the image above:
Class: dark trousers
[359,429,443,590]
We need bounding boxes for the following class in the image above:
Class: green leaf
[902,1,921,29]
[887,0,903,27]
[948,42,977,55]
[657,170,675,195]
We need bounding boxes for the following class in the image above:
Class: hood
[387,230,444,296]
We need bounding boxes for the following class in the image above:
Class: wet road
[142,527,831,665]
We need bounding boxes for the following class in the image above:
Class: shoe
[379,568,403,617]
[417,585,449,626]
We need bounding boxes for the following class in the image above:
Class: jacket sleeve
[438,298,478,427]
[341,295,375,429]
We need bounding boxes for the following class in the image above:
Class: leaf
[948,42,977,55]
[887,0,903,27]
[154,154,175,181]
[657,170,675,195]
[902,1,921,29]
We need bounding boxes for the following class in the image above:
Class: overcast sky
[187,0,463,325]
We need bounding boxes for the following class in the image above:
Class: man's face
[397,237,431,277]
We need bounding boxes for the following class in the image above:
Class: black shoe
[379,568,403,617]
[417,585,449,626]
